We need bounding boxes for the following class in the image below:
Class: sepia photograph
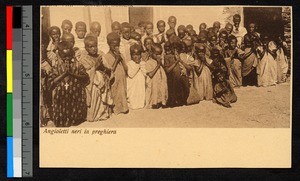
[40,6,292,128]
[39,5,292,168]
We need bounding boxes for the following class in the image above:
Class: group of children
[41,14,289,127]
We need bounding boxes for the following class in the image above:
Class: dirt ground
[74,79,291,128]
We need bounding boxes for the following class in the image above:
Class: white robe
[127,60,147,109]
[74,38,85,51]
[120,38,137,63]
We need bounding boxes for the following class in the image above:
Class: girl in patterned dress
[47,41,89,127]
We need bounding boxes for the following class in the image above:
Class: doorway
[244,7,283,38]
[129,7,153,28]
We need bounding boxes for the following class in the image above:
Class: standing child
[141,22,154,49]
[102,32,129,114]
[164,41,190,107]
[90,21,109,54]
[74,21,87,50]
[224,35,243,87]
[79,36,113,121]
[47,26,61,64]
[61,19,73,34]
[61,32,82,60]
[120,22,137,63]
[167,16,177,31]
[142,37,154,58]
[192,44,213,101]
[41,37,52,126]
[47,41,89,127]
[213,21,221,35]
[217,29,229,56]
[111,21,121,36]
[136,21,146,37]
[130,31,142,47]
[127,44,147,109]
[177,25,189,41]
[144,43,168,109]
[205,33,219,57]
[199,23,207,34]
[154,20,166,45]
[241,34,259,86]
[225,23,233,35]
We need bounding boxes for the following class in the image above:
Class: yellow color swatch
[6,50,13,93]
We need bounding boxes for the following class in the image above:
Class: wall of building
[47,6,129,38]
[46,6,244,36]
[152,6,243,34]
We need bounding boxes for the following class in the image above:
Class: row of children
[41,14,289,127]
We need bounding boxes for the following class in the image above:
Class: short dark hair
[61,19,73,28]
[233,14,241,20]
[75,21,86,30]
[228,34,237,43]
[48,26,61,36]
[130,44,143,55]
[84,35,97,45]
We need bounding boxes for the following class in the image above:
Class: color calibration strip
[7,6,14,178]
[7,5,33,178]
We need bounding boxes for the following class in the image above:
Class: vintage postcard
[40,5,292,168]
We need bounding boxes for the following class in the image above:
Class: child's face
[85,40,98,56]
[91,26,101,37]
[112,25,121,35]
[199,36,207,43]
[168,17,176,29]
[186,27,192,33]
[209,36,218,46]
[249,23,256,33]
[233,17,241,28]
[131,51,141,64]
[178,30,186,39]
[139,26,145,36]
[145,24,153,36]
[212,51,220,58]
[157,22,165,33]
[50,29,60,42]
[144,39,153,51]
[219,33,227,43]
[64,36,75,48]
[196,49,206,59]
[58,48,73,62]
[152,51,162,61]
[225,24,233,34]
[122,27,131,40]
[164,46,171,55]
[75,25,87,39]
[199,24,206,32]
[135,35,142,41]
[109,40,120,53]
[229,39,237,49]
[62,23,72,34]
[213,25,220,34]
[263,38,269,46]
